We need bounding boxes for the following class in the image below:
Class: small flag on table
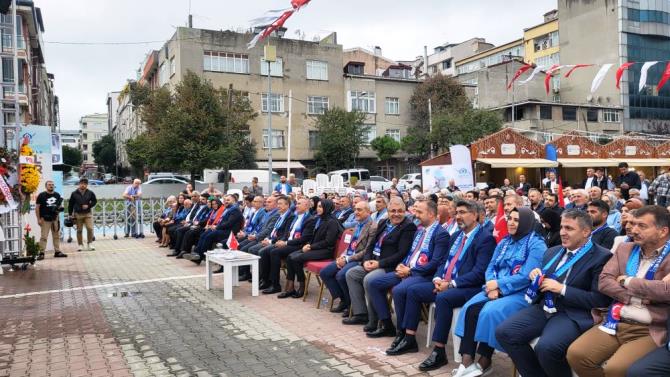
[227,232,239,250]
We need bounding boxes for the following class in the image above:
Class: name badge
[373,246,381,256]
[344,234,352,244]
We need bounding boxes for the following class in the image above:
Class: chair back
[302,179,318,196]
[334,228,355,258]
[330,174,344,189]
[316,174,330,188]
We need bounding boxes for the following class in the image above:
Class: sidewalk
[0,237,514,377]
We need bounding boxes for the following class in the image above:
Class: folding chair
[303,228,354,308]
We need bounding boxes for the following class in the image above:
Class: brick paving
[0,237,515,376]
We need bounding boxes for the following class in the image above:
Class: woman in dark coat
[540,209,562,248]
[280,199,342,299]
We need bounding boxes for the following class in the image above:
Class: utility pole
[264,43,276,194]
[223,83,233,192]
[287,89,292,179]
[428,98,433,159]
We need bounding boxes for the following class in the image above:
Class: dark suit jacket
[409,225,451,278]
[434,228,496,288]
[255,210,280,240]
[268,211,294,242]
[284,215,315,248]
[215,206,244,239]
[364,218,417,272]
[337,207,354,224]
[517,182,531,196]
[535,244,612,332]
[591,226,619,250]
[309,216,342,251]
[593,176,609,190]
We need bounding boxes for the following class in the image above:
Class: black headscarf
[511,207,536,241]
[319,199,335,219]
[540,209,561,233]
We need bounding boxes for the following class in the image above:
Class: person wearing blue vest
[274,175,293,195]
[496,209,612,377]
[451,207,545,377]
[385,200,495,371]
[365,199,450,338]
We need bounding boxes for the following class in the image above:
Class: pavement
[0,236,515,377]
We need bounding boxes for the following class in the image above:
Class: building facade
[59,129,79,149]
[79,113,108,165]
[423,38,494,77]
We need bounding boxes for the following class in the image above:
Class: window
[83,144,88,151]
[262,129,284,149]
[346,63,364,75]
[261,93,284,113]
[349,91,376,113]
[377,166,396,180]
[306,60,328,80]
[385,129,400,142]
[307,96,329,115]
[362,125,376,145]
[159,63,169,86]
[539,105,552,120]
[170,57,176,76]
[603,109,621,123]
[308,131,320,149]
[441,59,452,70]
[260,57,283,77]
[83,153,88,161]
[385,97,400,115]
[587,109,599,122]
[83,133,88,140]
[204,51,249,74]
[562,106,577,121]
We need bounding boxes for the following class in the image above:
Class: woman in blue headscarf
[452,207,546,377]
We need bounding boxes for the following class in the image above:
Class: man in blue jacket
[185,195,244,264]
[365,199,450,338]
[496,209,612,377]
[386,200,495,369]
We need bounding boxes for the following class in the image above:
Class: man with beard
[587,200,619,250]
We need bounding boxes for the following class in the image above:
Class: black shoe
[418,347,448,372]
[330,302,348,313]
[262,286,281,294]
[388,330,406,350]
[363,322,377,332]
[278,290,296,299]
[176,251,187,259]
[259,281,272,290]
[291,289,304,299]
[238,273,251,282]
[342,315,368,325]
[183,253,202,262]
[54,251,68,258]
[386,336,418,356]
[366,321,396,338]
[36,252,45,261]
[166,252,179,257]
[212,267,223,274]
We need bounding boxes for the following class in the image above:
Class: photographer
[123,179,143,238]
[35,180,66,259]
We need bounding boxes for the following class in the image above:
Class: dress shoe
[388,330,406,350]
[278,290,296,299]
[418,347,448,372]
[366,320,396,338]
[363,322,377,332]
[330,302,348,313]
[259,281,272,290]
[342,310,351,318]
[54,251,68,258]
[291,290,304,299]
[342,315,368,325]
[262,286,281,294]
[385,336,418,356]
[183,253,202,262]
[166,252,179,257]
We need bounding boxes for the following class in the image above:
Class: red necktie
[444,235,467,281]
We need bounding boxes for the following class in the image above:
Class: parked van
[327,169,371,190]
[203,169,280,192]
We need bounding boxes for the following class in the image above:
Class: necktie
[444,235,467,281]
[555,251,574,283]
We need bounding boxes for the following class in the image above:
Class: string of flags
[247,0,311,49]
[507,61,670,95]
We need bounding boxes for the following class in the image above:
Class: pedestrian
[122,178,143,238]
[68,178,97,251]
[35,180,66,259]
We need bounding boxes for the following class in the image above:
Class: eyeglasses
[388,209,405,214]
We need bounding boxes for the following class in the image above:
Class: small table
[205,250,260,300]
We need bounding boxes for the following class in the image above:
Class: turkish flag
[493,199,508,243]
[227,232,239,250]
[558,176,565,208]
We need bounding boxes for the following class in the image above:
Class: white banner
[449,144,475,191]
[51,133,63,165]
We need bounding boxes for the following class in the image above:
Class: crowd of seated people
[152,167,670,376]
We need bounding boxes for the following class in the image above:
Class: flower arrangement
[23,224,40,258]
[0,147,19,206]
[19,136,40,213]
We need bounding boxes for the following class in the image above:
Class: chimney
[423,45,429,78]
[374,46,382,56]
[188,14,193,28]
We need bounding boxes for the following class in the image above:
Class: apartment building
[523,10,560,67]
[421,38,494,78]
[59,129,79,149]
[79,113,108,164]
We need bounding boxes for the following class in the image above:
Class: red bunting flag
[564,64,593,78]
[544,64,563,95]
[247,0,311,49]
[657,62,670,92]
[557,176,565,209]
[615,62,635,89]
[493,199,508,243]
[507,64,533,90]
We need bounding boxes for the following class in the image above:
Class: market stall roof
[557,158,619,168]
[470,128,547,161]
[476,158,558,168]
[550,131,604,160]
[608,158,670,167]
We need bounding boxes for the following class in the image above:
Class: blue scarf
[599,240,670,335]
[442,225,480,279]
[404,222,439,268]
[492,232,535,279]
[246,208,264,233]
[373,222,396,256]
[271,210,290,240]
[346,218,369,256]
[288,212,310,240]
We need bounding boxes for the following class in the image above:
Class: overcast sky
[38,0,556,131]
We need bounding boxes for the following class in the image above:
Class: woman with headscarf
[280,199,342,299]
[310,196,320,216]
[540,209,561,248]
[452,207,546,377]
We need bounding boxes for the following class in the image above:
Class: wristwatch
[618,276,627,287]
[448,281,456,289]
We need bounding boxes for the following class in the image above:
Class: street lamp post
[264,44,276,193]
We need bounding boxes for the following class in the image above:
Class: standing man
[649,171,670,207]
[517,175,531,196]
[587,200,620,250]
[496,209,612,377]
[615,162,641,200]
[68,178,97,251]
[582,168,596,189]
[594,168,609,190]
[639,171,651,204]
[250,177,263,196]
[274,176,292,195]
[122,179,143,238]
[36,181,66,259]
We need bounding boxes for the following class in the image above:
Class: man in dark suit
[587,199,619,250]
[582,168,596,189]
[615,162,641,200]
[365,200,450,338]
[495,209,612,377]
[627,316,670,377]
[517,174,531,196]
[385,200,495,369]
[335,195,354,224]
[249,195,294,269]
[593,168,609,191]
[185,195,244,264]
[343,198,416,329]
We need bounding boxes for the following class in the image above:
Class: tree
[125,134,152,178]
[405,74,472,158]
[137,71,256,182]
[370,135,400,177]
[61,145,83,174]
[92,135,116,172]
[431,109,503,150]
[313,108,368,172]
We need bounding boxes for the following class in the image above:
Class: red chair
[303,228,354,308]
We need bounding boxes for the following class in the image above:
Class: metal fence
[62,197,169,242]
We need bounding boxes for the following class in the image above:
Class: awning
[609,158,670,167]
[558,158,619,168]
[476,158,558,168]
[255,161,306,170]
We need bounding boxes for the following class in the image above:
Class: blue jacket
[406,224,450,278]
[215,205,244,237]
[486,233,546,296]
[434,228,496,289]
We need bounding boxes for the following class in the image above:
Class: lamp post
[264,44,276,193]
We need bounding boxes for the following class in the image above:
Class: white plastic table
[205,250,260,300]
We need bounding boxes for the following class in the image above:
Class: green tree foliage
[60,145,83,174]
[134,71,257,181]
[313,108,368,172]
[370,135,400,173]
[431,109,503,150]
[92,135,116,172]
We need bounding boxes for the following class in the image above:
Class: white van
[327,169,371,190]
[203,169,280,191]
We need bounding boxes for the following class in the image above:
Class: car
[327,169,371,190]
[103,173,117,184]
[369,175,393,193]
[147,172,191,182]
[145,177,204,185]
[88,179,105,186]
[64,176,81,185]
[398,173,422,191]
